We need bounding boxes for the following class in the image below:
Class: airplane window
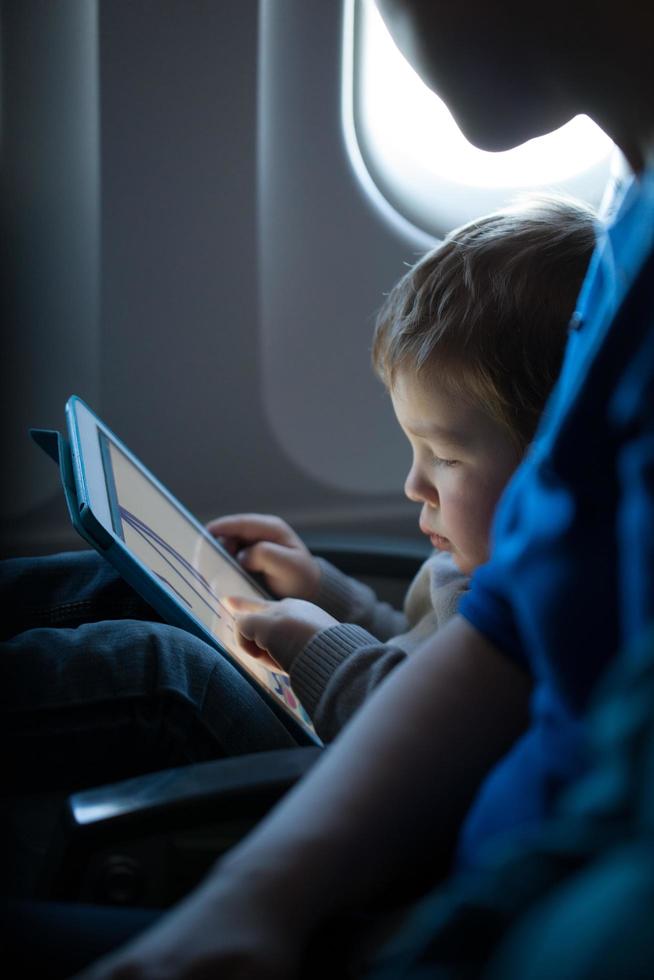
[345,0,618,239]
[259,0,623,513]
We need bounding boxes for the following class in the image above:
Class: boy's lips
[430,533,451,551]
[420,524,451,551]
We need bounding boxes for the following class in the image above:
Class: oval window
[344,0,619,240]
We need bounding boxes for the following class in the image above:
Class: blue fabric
[456,167,654,868]
[367,623,654,980]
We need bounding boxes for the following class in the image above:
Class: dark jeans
[0,550,298,895]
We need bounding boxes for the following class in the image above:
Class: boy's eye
[432,455,458,468]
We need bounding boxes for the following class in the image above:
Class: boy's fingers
[207,514,295,546]
[234,633,281,671]
[213,534,238,556]
[223,595,270,615]
[237,542,294,574]
[228,604,283,670]
[233,629,268,657]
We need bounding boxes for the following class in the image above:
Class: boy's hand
[207,513,321,600]
[224,595,338,672]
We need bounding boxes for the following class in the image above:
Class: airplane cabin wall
[1,0,430,558]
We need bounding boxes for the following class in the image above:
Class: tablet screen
[99,433,316,738]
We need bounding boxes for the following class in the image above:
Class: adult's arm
[78,615,531,980]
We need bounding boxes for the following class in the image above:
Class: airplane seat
[37,746,324,909]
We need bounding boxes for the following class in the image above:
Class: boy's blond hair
[372,196,598,449]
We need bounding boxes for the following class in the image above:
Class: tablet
[58,395,320,746]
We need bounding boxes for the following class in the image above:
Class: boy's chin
[458,551,493,575]
[451,553,476,576]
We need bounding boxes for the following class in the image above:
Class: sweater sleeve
[314,557,408,640]
[290,623,407,743]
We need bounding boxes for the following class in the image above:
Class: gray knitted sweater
[289,551,469,742]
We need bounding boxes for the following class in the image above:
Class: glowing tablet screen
[101,435,316,738]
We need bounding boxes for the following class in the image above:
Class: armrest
[40,746,322,908]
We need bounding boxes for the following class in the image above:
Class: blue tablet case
[30,424,320,746]
[31,428,112,550]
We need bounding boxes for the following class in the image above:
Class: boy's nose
[404,468,438,507]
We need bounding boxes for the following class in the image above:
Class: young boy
[210,195,597,742]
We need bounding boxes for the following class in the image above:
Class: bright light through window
[345,0,618,240]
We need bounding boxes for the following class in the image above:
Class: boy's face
[391,369,521,575]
